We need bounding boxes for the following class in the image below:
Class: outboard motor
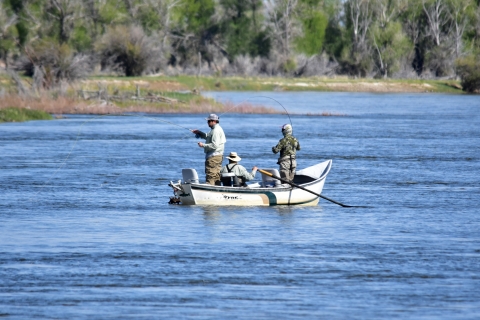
[182,169,199,184]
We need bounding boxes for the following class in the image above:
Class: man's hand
[252,166,258,171]
[198,142,204,147]
[191,129,200,134]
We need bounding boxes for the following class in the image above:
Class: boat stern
[169,180,196,205]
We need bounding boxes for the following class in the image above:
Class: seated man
[220,152,257,187]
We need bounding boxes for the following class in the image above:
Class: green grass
[0,107,53,123]
[56,74,466,93]
[133,75,465,93]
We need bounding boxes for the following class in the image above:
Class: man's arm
[238,165,257,181]
[272,139,283,154]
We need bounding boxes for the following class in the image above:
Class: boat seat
[246,182,261,188]
[221,172,236,187]
[182,168,199,184]
[261,168,281,187]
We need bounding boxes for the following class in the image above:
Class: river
[1,92,479,319]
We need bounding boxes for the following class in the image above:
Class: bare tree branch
[422,0,449,46]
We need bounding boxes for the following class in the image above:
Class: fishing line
[96,129,194,189]
[134,115,192,131]
[218,95,293,127]
[96,96,295,181]
[27,113,113,201]
[27,112,197,201]
[27,94,293,201]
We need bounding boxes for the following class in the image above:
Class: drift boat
[168,160,332,206]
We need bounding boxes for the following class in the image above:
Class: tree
[219,0,269,59]
[419,0,476,77]
[295,0,328,56]
[369,0,412,78]
[323,0,346,59]
[449,0,475,60]
[45,0,83,44]
[81,0,130,42]
[265,0,299,59]
[0,0,19,67]
[371,21,412,78]
[140,0,180,44]
[422,0,449,47]
[343,0,374,76]
[170,0,218,69]
[347,0,373,53]
[400,0,425,75]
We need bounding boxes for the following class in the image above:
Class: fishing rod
[134,115,192,131]
[28,95,293,200]
[138,95,294,131]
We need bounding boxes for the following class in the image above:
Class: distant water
[1,92,479,319]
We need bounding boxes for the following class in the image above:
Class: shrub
[0,107,52,123]
[281,58,297,75]
[95,25,164,77]
[13,40,92,89]
[426,45,455,78]
[456,56,480,93]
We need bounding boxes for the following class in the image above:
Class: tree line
[0,0,479,91]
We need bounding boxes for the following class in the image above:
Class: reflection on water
[0,92,479,319]
[202,206,222,222]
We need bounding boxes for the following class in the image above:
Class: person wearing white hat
[220,152,258,187]
[191,114,227,185]
[272,123,300,182]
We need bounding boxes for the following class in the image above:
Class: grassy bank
[0,107,53,123]
[0,74,465,117]
[86,75,464,93]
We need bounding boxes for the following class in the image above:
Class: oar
[258,169,354,208]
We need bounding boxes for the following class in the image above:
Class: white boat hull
[170,160,332,206]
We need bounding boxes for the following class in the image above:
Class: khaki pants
[205,155,223,185]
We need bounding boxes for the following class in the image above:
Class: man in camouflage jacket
[272,124,300,182]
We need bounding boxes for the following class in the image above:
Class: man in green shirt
[272,124,300,182]
[192,114,227,185]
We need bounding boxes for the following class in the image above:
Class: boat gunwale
[185,160,331,194]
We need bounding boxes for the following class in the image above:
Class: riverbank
[84,75,464,93]
[0,74,465,120]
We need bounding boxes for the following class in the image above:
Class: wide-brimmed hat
[205,114,219,121]
[226,152,241,162]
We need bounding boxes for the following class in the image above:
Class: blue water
[1,92,479,319]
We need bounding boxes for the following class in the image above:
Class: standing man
[272,123,300,182]
[192,114,226,185]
